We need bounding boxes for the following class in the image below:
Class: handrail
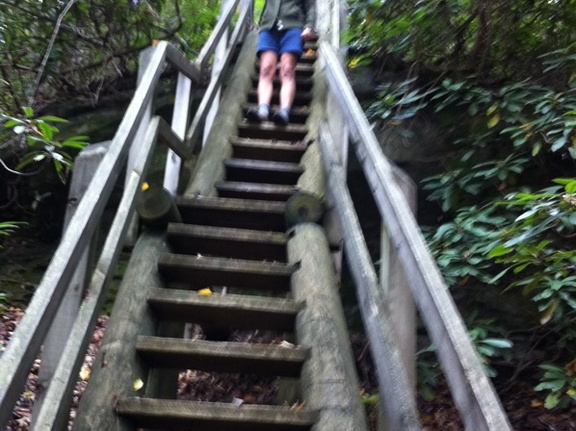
[0,0,252,427]
[318,124,422,430]
[185,0,251,149]
[319,40,513,431]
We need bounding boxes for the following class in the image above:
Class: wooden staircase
[71,40,366,431]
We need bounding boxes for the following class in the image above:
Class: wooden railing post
[203,0,232,147]
[163,72,192,195]
[127,46,155,242]
[377,167,417,431]
[30,142,110,429]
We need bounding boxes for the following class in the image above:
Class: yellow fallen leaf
[531,400,543,408]
[141,182,149,191]
[79,365,91,380]
[198,288,212,296]
[133,378,144,391]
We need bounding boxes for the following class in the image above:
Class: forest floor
[1,232,575,431]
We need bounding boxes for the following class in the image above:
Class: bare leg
[258,51,278,106]
[279,52,298,110]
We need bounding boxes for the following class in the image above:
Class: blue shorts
[257,28,303,57]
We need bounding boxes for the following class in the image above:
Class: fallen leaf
[79,365,90,380]
[133,378,144,391]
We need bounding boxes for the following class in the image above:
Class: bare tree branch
[27,0,79,107]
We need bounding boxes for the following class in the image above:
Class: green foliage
[415,313,512,400]
[348,0,576,411]
[416,345,440,402]
[488,180,576,327]
[1,107,88,182]
[346,0,576,85]
[0,221,24,237]
[0,0,220,112]
[535,362,576,409]
[465,311,513,378]
[360,392,379,406]
[423,205,506,286]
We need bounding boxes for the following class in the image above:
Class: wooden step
[116,398,317,431]
[238,121,308,141]
[174,196,286,231]
[224,158,304,185]
[248,89,312,106]
[136,336,308,376]
[244,104,311,124]
[166,223,288,261]
[216,181,298,201]
[157,254,295,291]
[147,288,302,331]
[231,136,308,163]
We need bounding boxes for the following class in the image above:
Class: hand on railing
[301,27,315,41]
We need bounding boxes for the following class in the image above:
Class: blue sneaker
[272,107,290,125]
[246,104,269,122]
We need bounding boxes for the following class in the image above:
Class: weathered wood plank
[195,0,241,71]
[33,118,164,431]
[166,223,288,260]
[116,398,317,431]
[318,125,422,431]
[147,288,302,331]
[175,196,287,231]
[0,42,169,429]
[320,41,513,431]
[166,43,201,82]
[224,158,304,185]
[136,336,308,376]
[237,122,309,141]
[157,115,190,159]
[288,223,369,431]
[157,254,294,290]
[186,0,250,149]
[231,137,308,163]
[216,181,298,201]
[70,232,172,431]
[380,167,418,393]
[31,142,109,429]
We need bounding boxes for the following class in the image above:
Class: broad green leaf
[532,142,542,156]
[38,115,69,123]
[551,136,567,151]
[3,119,20,128]
[488,243,512,258]
[535,380,565,392]
[544,393,560,409]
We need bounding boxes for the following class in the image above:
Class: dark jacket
[259,0,316,32]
